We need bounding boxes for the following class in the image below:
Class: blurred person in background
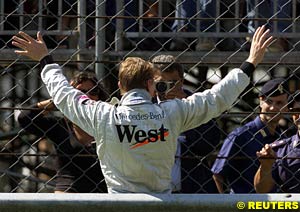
[18,72,108,193]
[152,54,220,193]
[254,90,300,193]
[170,0,247,51]
[170,0,217,51]
[110,0,173,51]
[211,78,289,193]
[246,0,292,52]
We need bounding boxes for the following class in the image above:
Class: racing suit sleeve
[176,67,250,132]
[40,63,109,138]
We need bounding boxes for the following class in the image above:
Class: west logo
[115,124,169,149]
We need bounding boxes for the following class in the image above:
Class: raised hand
[12,31,48,61]
[246,25,273,67]
[256,144,276,167]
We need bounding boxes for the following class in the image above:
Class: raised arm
[246,25,273,67]
[12,31,104,138]
[254,144,276,193]
[176,26,273,132]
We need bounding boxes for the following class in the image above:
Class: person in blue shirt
[211,78,289,193]
[254,90,300,193]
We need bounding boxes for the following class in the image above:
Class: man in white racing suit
[12,26,272,193]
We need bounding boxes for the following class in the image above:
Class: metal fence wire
[0,0,300,193]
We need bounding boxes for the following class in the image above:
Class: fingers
[259,28,270,44]
[258,28,272,47]
[252,26,262,43]
[12,30,49,61]
[12,31,37,50]
[12,40,27,50]
[264,144,274,153]
[256,151,263,157]
[37,31,44,43]
[12,36,28,50]
[260,28,270,40]
[261,35,274,49]
[253,25,271,44]
[253,26,271,46]
[257,146,267,157]
[257,144,275,158]
[253,25,267,43]
[247,25,273,66]
[18,31,35,43]
[14,50,28,56]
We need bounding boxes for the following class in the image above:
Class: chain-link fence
[0,0,300,193]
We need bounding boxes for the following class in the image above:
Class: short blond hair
[119,57,157,92]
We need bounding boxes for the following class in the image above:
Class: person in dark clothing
[152,54,220,193]
[254,90,300,193]
[211,78,289,193]
[18,72,108,193]
[180,119,220,193]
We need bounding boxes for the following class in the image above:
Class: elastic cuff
[40,55,54,70]
[239,61,255,77]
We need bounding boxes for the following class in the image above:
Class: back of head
[151,55,184,78]
[119,57,157,92]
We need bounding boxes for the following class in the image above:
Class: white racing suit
[41,63,250,193]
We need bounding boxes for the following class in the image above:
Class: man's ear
[146,79,156,97]
[118,81,125,95]
[259,96,264,107]
[146,79,154,89]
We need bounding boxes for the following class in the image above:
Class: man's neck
[259,116,278,135]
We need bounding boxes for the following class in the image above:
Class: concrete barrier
[0,193,299,212]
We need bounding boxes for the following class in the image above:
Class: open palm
[12,31,49,61]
